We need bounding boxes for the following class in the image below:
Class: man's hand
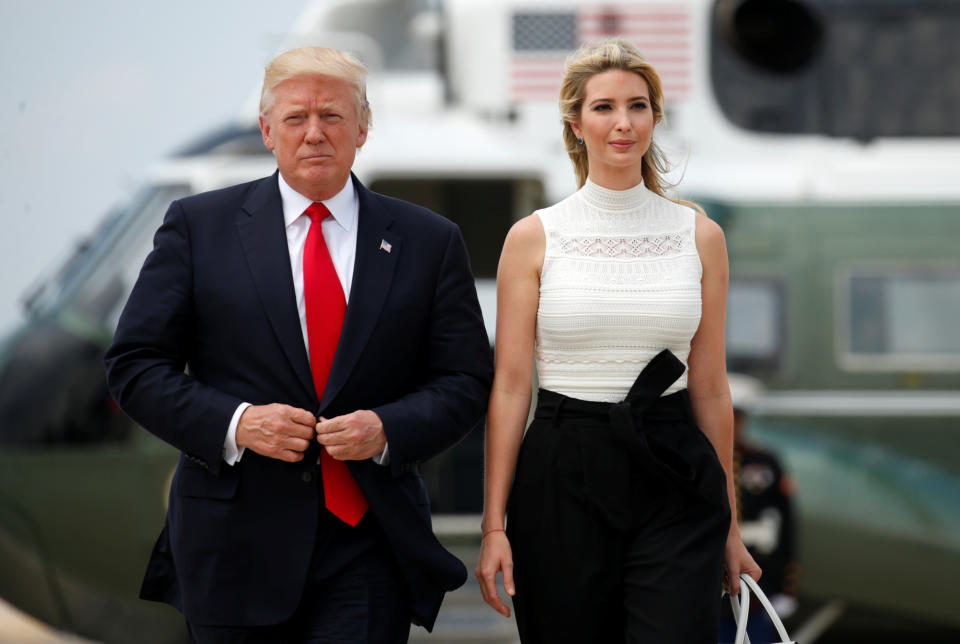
[236,404,316,462]
[315,410,387,461]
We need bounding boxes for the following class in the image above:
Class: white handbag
[729,574,797,644]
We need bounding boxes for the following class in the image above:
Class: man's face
[260,74,368,201]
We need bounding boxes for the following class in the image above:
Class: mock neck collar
[579,176,652,212]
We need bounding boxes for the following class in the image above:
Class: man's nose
[304,117,325,143]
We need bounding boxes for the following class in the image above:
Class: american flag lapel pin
[379,239,392,253]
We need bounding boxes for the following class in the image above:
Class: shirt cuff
[371,441,390,466]
[224,402,251,465]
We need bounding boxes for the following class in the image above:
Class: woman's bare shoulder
[504,213,546,253]
[693,210,727,260]
[499,213,546,277]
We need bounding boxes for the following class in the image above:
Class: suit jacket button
[302,471,313,483]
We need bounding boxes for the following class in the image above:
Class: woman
[476,39,760,643]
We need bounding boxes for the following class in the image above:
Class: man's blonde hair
[260,47,371,128]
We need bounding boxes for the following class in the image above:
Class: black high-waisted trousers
[506,350,730,644]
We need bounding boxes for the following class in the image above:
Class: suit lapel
[321,176,401,409]
[236,173,316,402]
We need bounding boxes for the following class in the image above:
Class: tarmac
[0,573,520,644]
[0,599,91,643]
[5,585,960,643]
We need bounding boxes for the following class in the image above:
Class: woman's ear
[569,121,582,139]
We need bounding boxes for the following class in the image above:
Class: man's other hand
[315,410,387,461]
[236,404,317,462]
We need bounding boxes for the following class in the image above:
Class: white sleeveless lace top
[536,178,702,401]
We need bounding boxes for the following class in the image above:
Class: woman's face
[571,69,655,186]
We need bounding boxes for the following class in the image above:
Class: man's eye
[325,114,342,121]
[285,115,305,123]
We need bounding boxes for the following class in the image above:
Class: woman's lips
[609,140,635,150]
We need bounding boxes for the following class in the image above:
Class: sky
[0,0,306,335]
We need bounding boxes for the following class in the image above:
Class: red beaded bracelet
[482,528,506,538]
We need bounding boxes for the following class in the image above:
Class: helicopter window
[711,0,960,138]
[726,278,785,374]
[70,185,192,335]
[174,125,269,157]
[841,269,960,371]
[0,184,190,446]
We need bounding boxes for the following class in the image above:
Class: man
[105,47,492,642]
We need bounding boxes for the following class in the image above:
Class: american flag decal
[379,239,392,253]
[510,4,692,105]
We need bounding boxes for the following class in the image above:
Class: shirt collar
[277,172,357,232]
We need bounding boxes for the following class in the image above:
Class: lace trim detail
[557,233,686,258]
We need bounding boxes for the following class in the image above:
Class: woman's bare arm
[688,212,760,595]
[476,213,545,617]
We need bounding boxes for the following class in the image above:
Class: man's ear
[259,115,275,151]
[356,123,368,149]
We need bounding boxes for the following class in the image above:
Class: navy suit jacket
[104,172,493,628]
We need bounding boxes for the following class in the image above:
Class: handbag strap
[728,574,795,644]
[729,579,751,644]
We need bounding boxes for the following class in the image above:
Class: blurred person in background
[719,374,800,643]
[476,39,760,643]
[105,47,492,643]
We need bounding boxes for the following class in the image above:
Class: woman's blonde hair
[560,39,669,195]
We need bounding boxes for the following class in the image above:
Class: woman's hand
[724,530,762,596]
[476,531,516,617]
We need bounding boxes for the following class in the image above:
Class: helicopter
[1,0,959,641]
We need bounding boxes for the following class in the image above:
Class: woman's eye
[593,104,611,111]
[632,102,648,110]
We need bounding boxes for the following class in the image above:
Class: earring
[577,137,583,145]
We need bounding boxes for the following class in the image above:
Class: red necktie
[303,202,368,526]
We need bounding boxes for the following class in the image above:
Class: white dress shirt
[223,173,388,465]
